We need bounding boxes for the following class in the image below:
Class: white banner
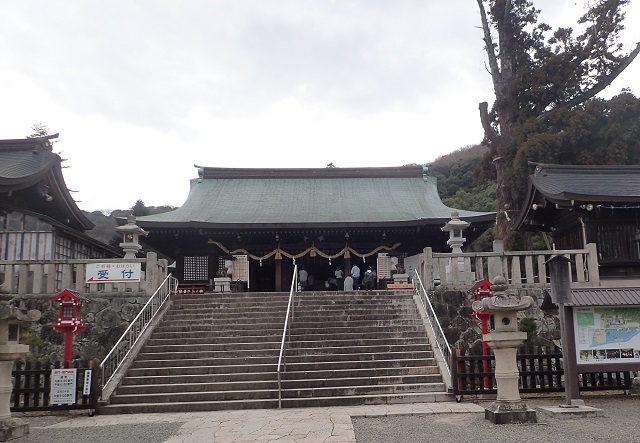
[86,262,141,283]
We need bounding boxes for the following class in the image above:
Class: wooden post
[275,259,282,292]
[585,243,600,285]
[548,255,582,405]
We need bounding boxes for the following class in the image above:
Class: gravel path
[15,415,184,443]
[352,395,640,443]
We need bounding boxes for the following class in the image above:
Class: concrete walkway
[24,402,483,443]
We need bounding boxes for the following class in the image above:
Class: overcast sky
[1,1,639,213]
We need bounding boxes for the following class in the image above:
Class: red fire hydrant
[52,289,86,364]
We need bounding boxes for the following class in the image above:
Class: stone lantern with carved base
[472,275,537,424]
[0,295,40,441]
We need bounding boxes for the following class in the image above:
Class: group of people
[299,264,376,292]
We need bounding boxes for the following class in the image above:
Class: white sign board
[50,368,77,405]
[86,262,141,283]
[83,369,92,396]
[574,306,640,365]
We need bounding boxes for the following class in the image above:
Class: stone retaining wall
[430,287,561,354]
[12,293,148,363]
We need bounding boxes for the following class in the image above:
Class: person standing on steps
[335,266,344,290]
[351,264,361,290]
[343,273,354,291]
[363,266,375,292]
[299,267,308,291]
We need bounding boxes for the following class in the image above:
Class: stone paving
[25,402,484,443]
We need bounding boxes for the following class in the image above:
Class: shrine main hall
[134,165,494,292]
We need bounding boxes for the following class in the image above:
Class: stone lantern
[0,295,41,440]
[115,215,149,259]
[472,275,537,424]
[441,212,470,282]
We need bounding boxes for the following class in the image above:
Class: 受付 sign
[86,262,142,283]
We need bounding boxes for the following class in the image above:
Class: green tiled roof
[137,166,494,228]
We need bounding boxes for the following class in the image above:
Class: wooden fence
[11,359,100,412]
[452,347,633,398]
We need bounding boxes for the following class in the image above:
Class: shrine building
[134,165,495,292]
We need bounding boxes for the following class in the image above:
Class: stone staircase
[99,291,450,414]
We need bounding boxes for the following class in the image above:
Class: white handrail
[413,269,452,379]
[277,265,298,408]
[99,274,178,396]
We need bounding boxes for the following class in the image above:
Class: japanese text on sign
[86,263,142,283]
[50,368,77,405]
[83,370,92,396]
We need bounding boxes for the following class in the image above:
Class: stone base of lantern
[0,417,29,441]
[484,401,537,424]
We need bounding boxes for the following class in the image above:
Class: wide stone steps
[280,392,452,408]
[130,351,433,369]
[99,290,450,414]
[136,344,430,361]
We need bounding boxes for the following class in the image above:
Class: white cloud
[0,1,638,212]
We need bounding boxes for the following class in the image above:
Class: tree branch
[537,41,640,121]
[476,0,501,91]
[479,101,499,143]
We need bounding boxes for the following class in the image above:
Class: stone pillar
[472,276,537,424]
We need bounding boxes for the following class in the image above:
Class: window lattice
[183,256,208,281]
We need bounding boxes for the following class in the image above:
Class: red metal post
[470,278,493,389]
[64,331,74,363]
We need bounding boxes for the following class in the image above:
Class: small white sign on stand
[83,369,92,396]
[50,368,77,405]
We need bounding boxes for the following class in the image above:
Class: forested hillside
[428,144,496,212]
[84,201,176,246]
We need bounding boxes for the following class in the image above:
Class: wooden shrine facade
[135,165,495,292]
[515,163,640,280]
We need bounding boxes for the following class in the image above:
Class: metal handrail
[413,269,452,378]
[277,265,298,408]
[99,274,178,396]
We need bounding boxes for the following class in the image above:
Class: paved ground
[16,395,640,443]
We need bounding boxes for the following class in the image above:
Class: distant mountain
[428,144,489,200]
[83,205,177,245]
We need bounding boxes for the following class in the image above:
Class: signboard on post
[86,263,141,283]
[83,369,93,396]
[50,368,77,405]
[574,306,640,365]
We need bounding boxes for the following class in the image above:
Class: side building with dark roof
[514,162,640,280]
[135,165,495,292]
[0,136,120,291]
